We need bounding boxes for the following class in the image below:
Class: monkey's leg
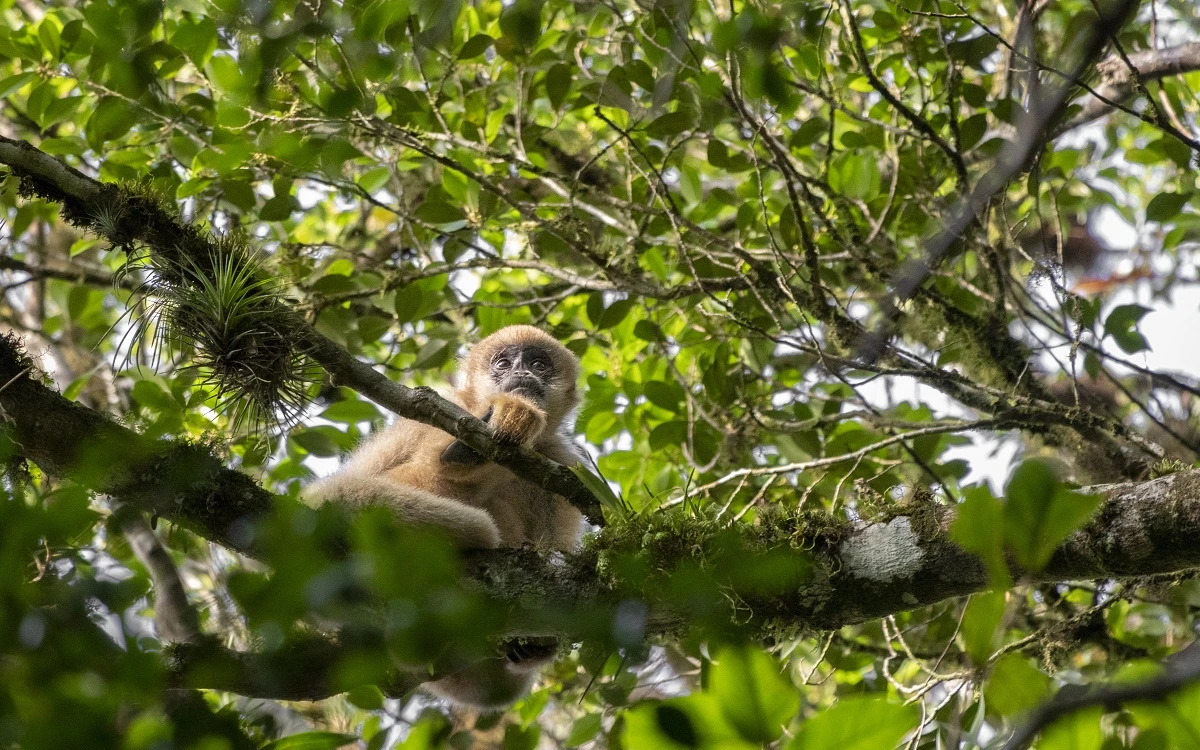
[440,408,493,466]
[441,394,548,464]
[304,475,501,549]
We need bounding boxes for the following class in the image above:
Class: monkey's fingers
[488,393,547,445]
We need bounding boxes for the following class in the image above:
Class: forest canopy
[1,0,1200,748]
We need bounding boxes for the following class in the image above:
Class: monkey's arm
[303,420,501,549]
[304,472,501,549]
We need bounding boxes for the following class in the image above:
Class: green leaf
[62,367,100,402]
[624,695,752,749]
[545,63,573,109]
[132,380,179,412]
[85,96,135,149]
[1037,705,1104,750]
[570,463,623,510]
[415,200,465,225]
[1003,460,1103,572]
[597,298,635,330]
[565,714,602,747]
[502,724,540,750]
[499,0,544,51]
[710,646,799,743]
[207,53,244,95]
[789,696,918,750]
[790,118,828,149]
[291,428,342,457]
[0,72,35,99]
[644,381,683,412]
[960,591,1005,663]
[649,421,687,451]
[634,319,665,343]
[394,286,424,323]
[985,654,1050,716]
[320,399,383,424]
[830,152,882,200]
[346,685,385,711]
[459,33,495,59]
[171,16,218,67]
[646,110,693,139]
[357,166,391,193]
[1103,303,1152,354]
[261,732,360,750]
[260,194,295,221]
[1127,681,1200,748]
[950,486,1010,587]
[1146,192,1189,222]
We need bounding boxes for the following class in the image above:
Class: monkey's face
[490,344,556,405]
[461,326,580,424]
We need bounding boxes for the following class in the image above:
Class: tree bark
[0,134,603,524]
[1059,42,1200,133]
[4,332,1200,698]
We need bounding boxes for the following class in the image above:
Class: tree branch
[0,134,602,524]
[0,255,136,291]
[1000,642,1200,750]
[1059,42,1200,133]
[857,0,1141,363]
[6,331,1200,699]
[123,514,203,645]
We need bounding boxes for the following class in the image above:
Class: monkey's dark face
[461,325,580,425]
[490,345,556,405]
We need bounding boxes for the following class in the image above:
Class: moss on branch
[0,134,602,523]
[5,329,1200,699]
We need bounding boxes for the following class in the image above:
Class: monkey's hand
[440,394,547,466]
[486,392,547,446]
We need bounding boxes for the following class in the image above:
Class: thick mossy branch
[6,330,1200,698]
[0,134,602,523]
[0,334,274,552]
[164,636,422,702]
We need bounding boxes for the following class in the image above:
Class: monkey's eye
[530,358,549,372]
[494,358,512,371]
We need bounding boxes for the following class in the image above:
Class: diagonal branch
[1059,42,1200,134]
[123,514,203,645]
[856,0,1142,363]
[6,331,1200,699]
[0,134,602,523]
[1000,642,1200,750]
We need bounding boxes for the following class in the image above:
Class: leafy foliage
[0,0,1199,747]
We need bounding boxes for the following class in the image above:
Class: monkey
[304,325,585,707]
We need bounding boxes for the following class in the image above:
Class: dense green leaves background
[1,0,1200,747]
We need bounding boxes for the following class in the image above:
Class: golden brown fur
[304,325,585,706]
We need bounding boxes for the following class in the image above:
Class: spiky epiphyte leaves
[13,170,318,430]
[139,235,318,430]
